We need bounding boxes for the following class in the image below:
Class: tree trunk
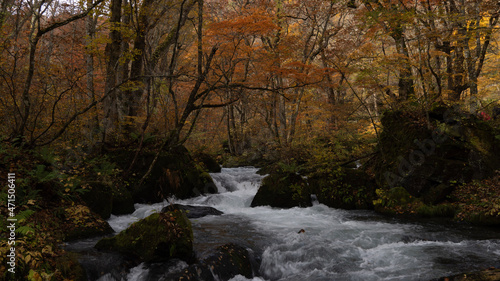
[85,1,100,141]
[121,0,154,135]
[103,0,123,141]
[392,30,415,101]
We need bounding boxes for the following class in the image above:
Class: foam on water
[108,200,169,233]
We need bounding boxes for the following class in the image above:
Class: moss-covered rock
[251,171,311,208]
[372,186,417,215]
[373,183,458,217]
[309,168,376,210]
[369,107,500,205]
[168,243,254,281]
[62,205,113,241]
[194,152,222,173]
[110,145,217,203]
[79,180,134,217]
[94,210,194,263]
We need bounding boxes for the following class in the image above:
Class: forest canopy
[1,0,499,153]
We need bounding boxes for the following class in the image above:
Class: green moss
[369,106,500,220]
[465,213,500,226]
[373,187,421,215]
[416,204,456,218]
[95,210,193,262]
[309,168,375,210]
[421,183,454,205]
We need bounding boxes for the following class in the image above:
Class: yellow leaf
[42,245,53,255]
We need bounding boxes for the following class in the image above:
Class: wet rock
[251,171,311,208]
[168,243,254,281]
[95,210,194,263]
[162,204,223,218]
[74,251,139,281]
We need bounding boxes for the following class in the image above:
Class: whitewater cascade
[92,167,500,281]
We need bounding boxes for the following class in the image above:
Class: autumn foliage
[0,0,498,153]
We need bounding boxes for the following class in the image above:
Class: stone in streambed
[161,204,223,218]
[251,171,311,208]
[168,243,254,281]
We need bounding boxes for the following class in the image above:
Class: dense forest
[1,0,500,280]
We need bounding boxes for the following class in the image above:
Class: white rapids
[103,167,500,281]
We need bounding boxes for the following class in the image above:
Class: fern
[16,225,35,236]
[37,147,56,164]
[30,165,59,183]
[14,209,35,223]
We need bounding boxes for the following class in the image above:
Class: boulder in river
[62,204,114,241]
[368,107,500,204]
[251,171,312,208]
[80,181,135,218]
[168,243,254,281]
[194,152,222,173]
[162,204,223,218]
[109,145,218,203]
[95,209,194,263]
[308,168,377,210]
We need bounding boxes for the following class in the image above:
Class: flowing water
[77,167,500,281]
